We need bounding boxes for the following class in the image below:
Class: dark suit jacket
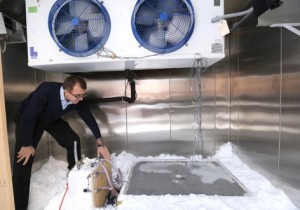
[14,82,101,146]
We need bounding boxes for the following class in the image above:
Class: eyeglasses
[68,91,87,99]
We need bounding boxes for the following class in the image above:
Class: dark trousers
[12,118,81,210]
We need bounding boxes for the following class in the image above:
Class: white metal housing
[25,0,225,72]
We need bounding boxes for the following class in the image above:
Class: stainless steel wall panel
[200,72,217,156]
[83,73,128,156]
[233,27,281,182]
[127,69,171,156]
[228,32,240,146]
[170,69,199,156]
[92,102,128,154]
[2,44,51,170]
[229,25,300,207]
[214,57,231,154]
[280,28,300,206]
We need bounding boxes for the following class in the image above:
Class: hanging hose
[87,69,136,104]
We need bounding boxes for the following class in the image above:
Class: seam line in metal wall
[277,28,283,186]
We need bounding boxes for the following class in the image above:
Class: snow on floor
[28,142,298,210]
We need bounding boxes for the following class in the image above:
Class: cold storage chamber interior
[1,0,300,209]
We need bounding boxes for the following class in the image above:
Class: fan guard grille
[131,0,195,54]
[48,0,111,57]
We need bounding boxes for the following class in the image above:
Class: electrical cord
[96,47,161,60]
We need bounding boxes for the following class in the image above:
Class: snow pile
[28,142,298,210]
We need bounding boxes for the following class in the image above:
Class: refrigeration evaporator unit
[25,0,225,72]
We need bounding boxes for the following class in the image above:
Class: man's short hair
[63,75,87,91]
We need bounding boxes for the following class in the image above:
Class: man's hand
[96,137,111,160]
[17,146,35,165]
[97,146,111,160]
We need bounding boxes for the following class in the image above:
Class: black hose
[87,70,136,104]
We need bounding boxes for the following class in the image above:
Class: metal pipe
[211,7,254,23]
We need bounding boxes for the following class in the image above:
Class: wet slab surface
[125,160,247,196]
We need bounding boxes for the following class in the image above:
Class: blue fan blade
[55,20,74,35]
[74,32,88,51]
[135,7,157,26]
[85,13,105,38]
[69,0,91,18]
[148,28,167,48]
[166,13,190,44]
